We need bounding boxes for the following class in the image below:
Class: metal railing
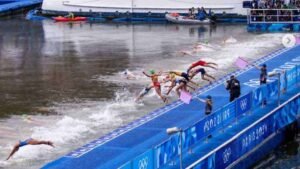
[248,9,300,23]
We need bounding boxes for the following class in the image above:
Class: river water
[0,15,298,168]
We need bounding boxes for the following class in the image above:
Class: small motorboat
[165,13,211,24]
[53,16,87,22]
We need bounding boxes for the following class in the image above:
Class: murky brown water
[0,15,298,169]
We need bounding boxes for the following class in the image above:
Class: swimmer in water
[6,138,54,160]
[189,68,216,84]
[135,85,152,102]
[123,69,136,80]
[143,70,167,103]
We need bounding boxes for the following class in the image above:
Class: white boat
[165,13,211,24]
[41,0,248,19]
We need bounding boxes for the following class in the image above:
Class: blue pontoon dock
[0,0,42,16]
[43,45,300,169]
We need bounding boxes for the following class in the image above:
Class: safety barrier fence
[187,93,300,169]
[248,9,300,24]
[119,61,300,169]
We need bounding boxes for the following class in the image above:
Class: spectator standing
[226,75,241,102]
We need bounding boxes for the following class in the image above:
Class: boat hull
[53,16,87,22]
[165,13,211,24]
[41,0,248,18]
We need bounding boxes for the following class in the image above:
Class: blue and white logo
[138,157,149,169]
[240,98,248,111]
[222,148,232,164]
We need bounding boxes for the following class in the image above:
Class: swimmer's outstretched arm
[142,71,151,77]
[6,144,19,160]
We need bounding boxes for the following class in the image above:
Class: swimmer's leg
[176,83,185,97]
[28,139,54,147]
[166,81,176,95]
[154,86,167,103]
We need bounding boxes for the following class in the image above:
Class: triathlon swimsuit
[191,60,207,68]
[19,138,32,147]
[175,78,187,85]
[195,68,206,75]
[153,82,161,88]
[181,72,190,81]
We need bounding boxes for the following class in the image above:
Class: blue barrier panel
[195,101,236,138]
[266,79,279,99]
[221,101,236,126]
[252,87,261,107]
[155,135,180,168]
[182,126,197,151]
[155,102,236,168]
[196,108,222,138]
[133,149,154,169]
[286,66,297,88]
[188,94,300,169]
[280,71,287,91]
[297,65,300,81]
[298,96,300,114]
[215,139,238,169]
[253,79,279,107]
[238,117,273,156]
[236,92,252,117]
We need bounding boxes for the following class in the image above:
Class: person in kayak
[6,138,54,160]
[143,70,167,103]
[65,12,75,19]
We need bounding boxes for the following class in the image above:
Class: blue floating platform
[43,45,300,169]
[0,0,42,16]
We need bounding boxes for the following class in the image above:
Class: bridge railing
[248,9,300,24]
[119,55,300,169]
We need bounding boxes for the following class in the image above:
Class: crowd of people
[250,0,300,22]
[251,0,300,9]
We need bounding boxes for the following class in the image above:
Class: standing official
[226,75,241,102]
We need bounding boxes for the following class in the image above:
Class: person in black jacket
[226,75,241,102]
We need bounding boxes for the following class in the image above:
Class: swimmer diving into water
[142,70,167,103]
[6,138,54,160]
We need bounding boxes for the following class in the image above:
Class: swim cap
[149,70,155,74]
[207,95,212,99]
[262,64,266,67]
